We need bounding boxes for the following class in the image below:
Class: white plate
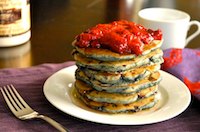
[43,65,191,125]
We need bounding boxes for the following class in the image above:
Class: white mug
[138,8,200,50]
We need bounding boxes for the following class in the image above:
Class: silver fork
[0,84,68,132]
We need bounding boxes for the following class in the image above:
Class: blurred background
[0,0,199,68]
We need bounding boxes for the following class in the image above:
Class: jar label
[0,0,30,36]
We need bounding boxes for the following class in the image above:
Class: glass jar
[0,0,31,47]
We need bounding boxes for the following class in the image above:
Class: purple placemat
[0,49,200,132]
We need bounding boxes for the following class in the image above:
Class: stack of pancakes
[72,39,163,113]
[72,20,163,113]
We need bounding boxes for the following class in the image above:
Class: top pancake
[72,40,163,61]
[74,48,163,72]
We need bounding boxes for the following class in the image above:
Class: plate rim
[43,65,191,125]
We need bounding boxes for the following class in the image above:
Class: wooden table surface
[0,0,200,68]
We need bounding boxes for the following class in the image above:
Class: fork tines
[0,84,30,113]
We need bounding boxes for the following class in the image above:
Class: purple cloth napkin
[0,50,200,132]
[161,48,200,100]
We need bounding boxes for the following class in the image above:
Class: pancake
[72,40,163,61]
[75,79,158,104]
[76,71,161,94]
[74,48,163,72]
[80,64,160,84]
[75,80,138,104]
[76,89,158,113]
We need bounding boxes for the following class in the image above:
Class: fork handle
[36,115,68,132]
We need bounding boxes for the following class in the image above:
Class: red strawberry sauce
[75,20,162,55]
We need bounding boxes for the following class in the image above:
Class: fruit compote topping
[75,20,162,55]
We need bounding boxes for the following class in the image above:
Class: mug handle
[186,20,200,46]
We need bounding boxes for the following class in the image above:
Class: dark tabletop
[0,0,200,68]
